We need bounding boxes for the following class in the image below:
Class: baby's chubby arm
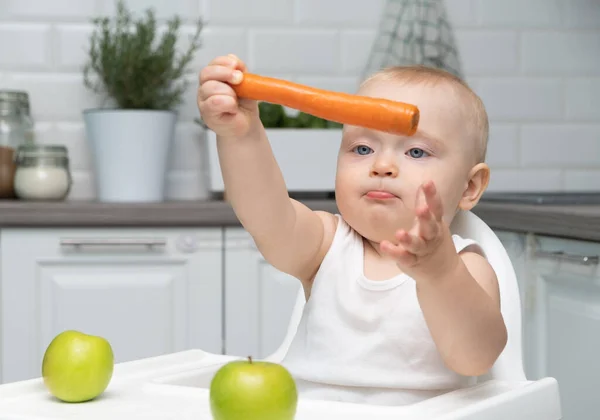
[415,247,507,377]
[197,55,334,285]
[381,181,507,377]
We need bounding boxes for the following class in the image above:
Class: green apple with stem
[209,356,298,420]
[42,330,114,403]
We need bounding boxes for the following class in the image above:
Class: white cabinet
[0,227,223,384]
[223,227,301,359]
[496,230,600,419]
[523,234,600,420]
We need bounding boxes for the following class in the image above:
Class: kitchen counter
[0,199,598,242]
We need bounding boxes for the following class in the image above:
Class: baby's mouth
[365,190,398,200]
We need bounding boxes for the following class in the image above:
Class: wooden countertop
[0,199,598,242]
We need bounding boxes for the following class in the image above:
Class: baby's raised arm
[197,55,333,285]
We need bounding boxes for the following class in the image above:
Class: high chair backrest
[267,210,527,382]
[448,209,526,382]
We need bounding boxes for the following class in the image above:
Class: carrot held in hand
[230,73,420,136]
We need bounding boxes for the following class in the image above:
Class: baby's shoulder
[312,213,361,263]
[312,211,339,255]
[315,211,339,239]
[451,234,485,257]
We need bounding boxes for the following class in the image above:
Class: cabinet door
[224,228,301,359]
[525,234,600,420]
[0,227,223,384]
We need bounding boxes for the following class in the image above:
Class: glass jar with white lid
[13,145,72,200]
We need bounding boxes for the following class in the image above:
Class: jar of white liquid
[13,145,72,200]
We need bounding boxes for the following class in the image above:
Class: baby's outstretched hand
[380,181,454,277]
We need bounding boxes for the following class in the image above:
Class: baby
[197,54,507,406]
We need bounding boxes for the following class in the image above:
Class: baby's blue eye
[353,145,373,155]
[407,148,428,158]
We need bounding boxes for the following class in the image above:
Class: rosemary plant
[83,0,203,110]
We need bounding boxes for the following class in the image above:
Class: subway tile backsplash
[0,0,599,199]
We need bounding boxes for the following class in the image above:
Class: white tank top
[281,215,483,406]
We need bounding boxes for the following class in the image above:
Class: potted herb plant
[83,0,203,202]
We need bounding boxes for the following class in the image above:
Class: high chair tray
[0,350,561,420]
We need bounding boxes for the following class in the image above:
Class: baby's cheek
[334,170,358,194]
[435,183,466,218]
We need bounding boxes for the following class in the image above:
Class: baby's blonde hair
[361,66,489,164]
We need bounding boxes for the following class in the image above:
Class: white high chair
[260,209,562,418]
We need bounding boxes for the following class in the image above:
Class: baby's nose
[370,162,398,177]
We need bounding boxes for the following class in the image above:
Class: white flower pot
[83,109,176,202]
[206,128,342,193]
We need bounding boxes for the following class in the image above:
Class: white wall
[1,0,599,199]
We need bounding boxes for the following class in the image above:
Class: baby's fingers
[396,229,429,255]
[225,54,248,72]
[380,240,417,266]
[198,80,236,102]
[199,64,243,86]
[416,205,440,241]
[198,93,238,119]
[422,181,443,220]
[207,54,247,71]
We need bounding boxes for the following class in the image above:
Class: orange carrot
[230,73,420,136]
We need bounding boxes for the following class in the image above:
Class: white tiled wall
[1,0,599,199]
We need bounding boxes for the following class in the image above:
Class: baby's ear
[459,163,490,211]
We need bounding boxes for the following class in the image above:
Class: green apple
[209,356,298,420]
[41,330,114,403]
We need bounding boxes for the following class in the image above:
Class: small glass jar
[0,91,26,198]
[16,91,35,145]
[13,145,72,201]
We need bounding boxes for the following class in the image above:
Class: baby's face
[335,79,482,244]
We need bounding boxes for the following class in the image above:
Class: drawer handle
[534,250,599,266]
[60,238,167,249]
